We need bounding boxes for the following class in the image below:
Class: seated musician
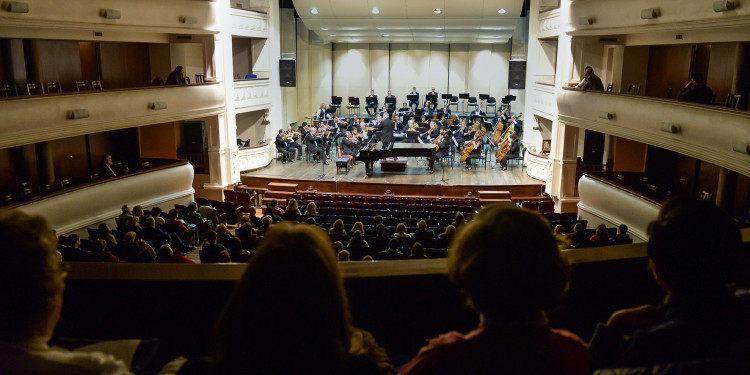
[299,122,310,138]
[427,87,438,110]
[385,91,396,111]
[419,114,428,126]
[405,119,419,143]
[341,132,361,165]
[422,121,440,143]
[455,120,470,146]
[349,114,359,127]
[498,133,520,171]
[469,106,485,123]
[409,87,419,110]
[304,128,329,165]
[275,130,296,164]
[463,130,484,171]
[286,126,304,160]
[399,102,411,113]
[422,102,433,116]
[359,120,372,144]
[427,129,451,174]
[365,90,378,115]
[507,115,519,134]
[315,103,330,121]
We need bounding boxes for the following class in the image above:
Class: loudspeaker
[182,120,207,154]
[2,1,29,13]
[508,60,526,90]
[279,59,296,87]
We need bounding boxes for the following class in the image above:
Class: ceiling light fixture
[382,34,390,36]
[330,34,337,36]
[436,34,444,37]
[372,7,379,14]
[434,8,442,14]
[498,8,506,14]
[321,27,328,30]
[310,7,318,14]
[377,27,385,30]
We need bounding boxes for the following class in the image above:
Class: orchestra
[276,87,522,174]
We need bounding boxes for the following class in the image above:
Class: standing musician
[341,132,361,165]
[469,105,486,123]
[409,87,420,110]
[379,111,396,152]
[427,87,438,111]
[275,130,296,164]
[385,91,397,111]
[304,127,328,165]
[285,126,304,160]
[463,130,484,171]
[427,129,451,174]
[315,103,330,121]
[365,90,378,115]
[498,133,521,171]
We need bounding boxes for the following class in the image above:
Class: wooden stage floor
[241,155,545,198]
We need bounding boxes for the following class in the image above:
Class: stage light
[372,7,379,14]
[310,7,318,14]
[498,8,506,14]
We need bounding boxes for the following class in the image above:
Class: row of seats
[1,80,102,97]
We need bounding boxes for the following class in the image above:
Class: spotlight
[372,7,379,14]
[310,7,318,14]
[498,8,506,14]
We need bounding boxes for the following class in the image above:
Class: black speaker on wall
[182,120,207,154]
[279,59,296,87]
[508,60,527,90]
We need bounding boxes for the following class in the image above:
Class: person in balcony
[576,66,604,91]
[166,65,187,85]
[677,73,714,105]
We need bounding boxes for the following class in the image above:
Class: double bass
[459,130,485,162]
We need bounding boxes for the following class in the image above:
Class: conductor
[380,112,396,152]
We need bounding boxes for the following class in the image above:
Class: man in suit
[578,66,605,91]
[427,130,450,174]
[304,128,328,165]
[341,132,361,165]
[379,111,396,152]
[275,130,295,164]
[409,86,419,110]
[498,133,521,171]
[470,106,485,123]
[385,91,396,111]
[427,87,438,110]
[366,90,378,115]
[286,126,304,159]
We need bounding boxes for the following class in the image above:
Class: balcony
[0,0,219,35]
[557,88,750,176]
[236,141,274,172]
[537,8,561,39]
[229,7,269,38]
[529,83,557,118]
[0,83,225,149]
[234,78,271,113]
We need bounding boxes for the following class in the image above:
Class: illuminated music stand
[348,97,360,116]
[459,93,470,114]
[441,93,452,109]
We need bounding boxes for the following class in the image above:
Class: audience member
[677,73,714,105]
[553,224,566,236]
[187,202,211,229]
[589,198,750,371]
[589,224,609,243]
[0,210,131,374]
[263,199,285,220]
[337,250,351,262]
[257,215,273,236]
[377,239,405,260]
[89,238,120,263]
[150,207,166,225]
[124,216,143,239]
[409,243,427,259]
[211,222,393,374]
[413,220,435,244]
[166,65,187,85]
[156,244,194,264]
[576,66,604,91]
[284,199,302,221]
[438,225,456,242]
[452,212,465,230]
[304,202,318,216]
[610,224,632,245]
[142,216,170,247]
[163,209,188,233]
[113,231,155,262]
[351,221,365,237]
[202,231,231,263]
[329,219,348,244]
[362,255,374,261]
[132,205,145,220]
[401,206,590,375]
[368,224,390,253]
[347,230,370,260]
[97,223,118,246]
[60,233,87,262]
[118,204,132,219]
[333,241,345,255]
[236,223,258,251]
[366,216,392,238]
[567,222,589,248]
[395,223,411,238]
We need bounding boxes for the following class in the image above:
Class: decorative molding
[234,80,272,113]
[235,143,273,173]
[538,8,561,38]
[229,8,269,38]
[530,86,557,117]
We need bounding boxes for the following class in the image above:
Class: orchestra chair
[45,81,62,94]
[449,96,459,112]
[507,146,526,170]
[275,149,285,164]
[26,82,44,95]
[467,97,478,112]
[75,81,88,92]
[486,97,497,113]
[195,74,205,83]
[91,80,103,90]
[468,154,487,170]
[1,83,18,97]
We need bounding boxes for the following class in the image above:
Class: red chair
[223,189,237,204]
[236,191,253,213]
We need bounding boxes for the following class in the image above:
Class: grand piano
[355,143,436,177]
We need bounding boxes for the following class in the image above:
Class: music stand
[478,94,489,112]
[385,96,397,110]
[331,96,343,115]
[426,94,438,108]
[459,93,470,113]
[406,94,418,104]
[441,93,452,109]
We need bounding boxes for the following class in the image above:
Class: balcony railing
[0,83,225,149]
[233,78,271,113]
[557,87,750,176]
[229,6,269,38]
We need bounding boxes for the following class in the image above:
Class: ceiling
[291,0,525,44]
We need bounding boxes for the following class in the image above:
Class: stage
[241,153,545,199]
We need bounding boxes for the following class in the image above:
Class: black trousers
[465,153,481,168]
[381,135,394,151]
[500,154,518,168]
[288,143,303,157]
[309,147,325,160]
[366,104,378,115]
[278,147,293,161]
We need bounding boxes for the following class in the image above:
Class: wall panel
[448,43,469,96]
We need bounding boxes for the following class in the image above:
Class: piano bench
[336,158,351,174]
[381,159,407,172]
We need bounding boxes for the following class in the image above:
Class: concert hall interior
[1,0,750,373]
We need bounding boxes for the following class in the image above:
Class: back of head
[595,224,608,239]
[376,223,386,236]
[618,224,628,234]
[158,244,172,257]
[123,231,136,245]
[373,215,383,225]
[206,230,217,244]
[449,206,568,321]
[213,223,351,374]
[647,198,741,295]
[0,210,63,341]
[168,209,178,220]
[389,238,399,249]
[143,216,155,228]
[187,202,197,212]
[411,242,424,257]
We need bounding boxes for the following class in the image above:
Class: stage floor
[242,155,541,187]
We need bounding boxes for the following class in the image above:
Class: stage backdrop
[290,17,513,125]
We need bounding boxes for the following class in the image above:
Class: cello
[460,130,485,162]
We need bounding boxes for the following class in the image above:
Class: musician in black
[427,129,450,174]
[507,115,520,134]
[385,91,396,111]
[409,87,419,110]
[469,106,485,123]
[464,129,484,171]
[304,128,328,165]
[498,133,521,171]
[455,120,470,146]
[341,132,361,165]
[427,87,438,110]
[315,103,330,121]
[275,130,295,164]
[366,90,378,115]
[379,112,396,152]
[299,122,310,138]
[286,126,304,160]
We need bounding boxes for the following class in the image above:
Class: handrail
[0,82,220,102]
[583,172,662,206]
[561,86,749,117]
[4,160,189,209]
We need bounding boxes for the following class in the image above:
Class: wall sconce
[733,141,749,155]
[149,102,167,110]
[713,1,736,12]
[100,8,121,19]
[660,122,680,134]
[598,112,615,120]
[579,17,595,25]
[2,1,29,13]
[263,110,270,123]
[67,109,90,120]
[179,16,198,24]
[640,8,661,19]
